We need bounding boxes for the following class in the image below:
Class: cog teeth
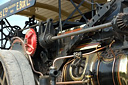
[117,21,123,24]
[117,18,122,21]
[116,13,128,31]
[117,18,126,30]
[117,20,123,22]
[117,23,125,27]
[120,25,126,28]
[118,24,126,30]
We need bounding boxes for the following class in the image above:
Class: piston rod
[52,22,112,40]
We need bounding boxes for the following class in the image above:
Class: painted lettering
[8,4,16,9]
[10,10,14,13]
[22,0,26,8]
[17,0,29,11]
[3,7,8,17]
[0,11,2,18]
[27,0,30,6]
[20,0,26,8]
[17,2,20,10]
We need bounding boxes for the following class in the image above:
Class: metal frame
[0,0,95,49]
[58,0,87,27]
[57,0,96,32]
[0,18,22,49]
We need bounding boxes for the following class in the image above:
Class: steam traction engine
[0,0,128,85]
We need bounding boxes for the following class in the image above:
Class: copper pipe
[52,47,106,67]
[83,47,105,56]
[96,44,101,60]
[53,55,74,67]
[62,59,75,81]
[109,40,116,85]
[112,57,116,85]
[56,80,88,85]
[97,60,100,85]
[11,37,26,51]
[28,55,43,76]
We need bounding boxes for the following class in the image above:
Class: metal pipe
[52,22,112,40]
[52,46,105,67]
[28,55,43,76]
[58,0,62,33]
[56,80,88,85]
[52,55,74,67]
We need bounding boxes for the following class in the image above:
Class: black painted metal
[39,76,50,85]
[91,0,94,17]
[1,0,128,85]
[58,0,62,33]
[70,0,88,22]
[58,1,113,57]
[1,20,3,48]
[49,67,59,85]
[98,60,114,85]
[62,0,85,26]
[0,18,23,49]
[53,0,119,71]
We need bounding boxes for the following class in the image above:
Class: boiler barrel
[91,53,128,85]
[65,53,128,85]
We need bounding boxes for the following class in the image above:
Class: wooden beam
[34,2,70,17]
[17,11,47,21]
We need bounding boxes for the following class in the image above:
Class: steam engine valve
[71,52,83,68]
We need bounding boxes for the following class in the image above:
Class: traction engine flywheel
[25,28,37,56]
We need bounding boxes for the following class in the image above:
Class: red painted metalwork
[25,28,37,56]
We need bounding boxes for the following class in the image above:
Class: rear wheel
[0,50,35,85]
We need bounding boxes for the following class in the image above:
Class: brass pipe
[56,80,88,85]
[52,46,106,67]
[52,55,74,67]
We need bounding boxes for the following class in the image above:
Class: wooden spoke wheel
[0,50,35,85]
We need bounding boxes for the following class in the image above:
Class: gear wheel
[116,13,128,31]
[25,28,37,56]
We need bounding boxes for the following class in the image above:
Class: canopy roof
[0,0,108,21]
